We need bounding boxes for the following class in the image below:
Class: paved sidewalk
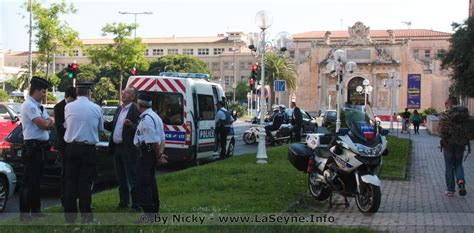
[326,126,474,233]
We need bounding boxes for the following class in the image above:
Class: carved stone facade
[290,22,452,117]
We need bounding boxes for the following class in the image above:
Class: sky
[0,0,469,51]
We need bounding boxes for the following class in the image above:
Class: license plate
[17,150,22,157]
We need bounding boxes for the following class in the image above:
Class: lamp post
[326,49,357,132]
[356,79,373,106]
[383,70,402,131]
[248,10,292,164]
[118,11,153,38]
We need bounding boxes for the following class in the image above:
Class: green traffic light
[68,72,74,79]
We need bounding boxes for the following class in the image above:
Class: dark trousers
[59,149,66,208]
[265,125,278,142]
[64,143,97,223]
[114,143,138,209]
[19,141,45,214]
[443,144,465,192]
[413,121,420,134]
[293,124,302,142]
[217,127,229,159]
[136,146,159,213]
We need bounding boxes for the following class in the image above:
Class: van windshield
[144,91,184,125]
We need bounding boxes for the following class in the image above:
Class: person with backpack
[412,110,421,134]
[437,96,469,197]
[215,101,233,160]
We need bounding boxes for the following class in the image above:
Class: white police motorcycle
[288,105,388,214]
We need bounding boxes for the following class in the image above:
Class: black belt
[24,139,49,148]
[69,142,95,147]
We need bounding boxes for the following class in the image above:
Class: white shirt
[20,96,49,140]
[112,103,132,144]
[64,96,104,144]
[134,108,165,145]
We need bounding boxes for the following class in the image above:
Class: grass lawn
[1,146,374,233]
[379,135,411,180]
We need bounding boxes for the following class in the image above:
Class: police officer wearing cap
[63,81,104,223]
[133,93,167,214]
[19,76,55,221]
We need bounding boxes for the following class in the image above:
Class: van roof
[127,75,222,94]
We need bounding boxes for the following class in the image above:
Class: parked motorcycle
[288,105,389,215]
[243,124,293,145]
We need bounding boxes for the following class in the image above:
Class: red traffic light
[72,63,78,69]
[252,64,258,71]
[131,67,137,76]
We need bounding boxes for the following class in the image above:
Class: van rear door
[195,86,216,159]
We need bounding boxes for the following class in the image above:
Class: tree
[440,17,474,97]
[93,77,119,104]
[263,52,297,108]
[235,80,250,103]
[25,0,80,80]
[0,90,8,102]
[143,54,211,75]
[87,23,149,93]
[57,63,100,91]
[13,60,45,91]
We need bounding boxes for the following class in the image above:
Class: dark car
[285,108,318,134]
[321,110,337,127]
[0,124,115,189]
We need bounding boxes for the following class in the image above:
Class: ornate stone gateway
[347,77,366,105]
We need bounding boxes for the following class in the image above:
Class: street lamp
[118,11,153,38]
[326,49,357,132]
[383,70,402,131]
[249,10,292,164]
[356,79,373,106]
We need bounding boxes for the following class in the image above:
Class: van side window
[198,94,215,120]
[142,91,184,125]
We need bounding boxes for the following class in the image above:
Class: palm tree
[14,60,45,91]
[263,52,297,109]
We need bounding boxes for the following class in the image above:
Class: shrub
[46,92,57,104]
[227,101,245,118]
[0,90,8,102]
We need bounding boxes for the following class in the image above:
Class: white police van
[126,72,235,164]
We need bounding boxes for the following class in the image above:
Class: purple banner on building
[407,74,421,109]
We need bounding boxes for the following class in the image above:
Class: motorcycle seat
[315,147,332,159]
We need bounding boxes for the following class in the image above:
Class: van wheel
[226,138,235,158]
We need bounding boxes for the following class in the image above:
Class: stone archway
[347,77,365,105]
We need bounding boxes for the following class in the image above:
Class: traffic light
[131,67,137,76]
[66,63,79,79]
[249,78,255,91]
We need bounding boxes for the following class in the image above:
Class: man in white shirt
[63,81,104,224]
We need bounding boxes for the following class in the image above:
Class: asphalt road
[0,120,257,219]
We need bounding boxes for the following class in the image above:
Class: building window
[73,50,79,57]
[224,76,234,86]
[183,48,194,55]
[289,50,295,58]
[223,62,234,70]
[424,49,431,58]
[144,49,149,56]
[168,49,179,55]
[198,48,209,55]
[413,49,419,58]
[211,62,220,71]
[213,48,225,55]
[153,49,164,56]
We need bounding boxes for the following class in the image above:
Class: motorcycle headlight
[355,144,381,157]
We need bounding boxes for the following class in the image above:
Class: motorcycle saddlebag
[288,144,313,171]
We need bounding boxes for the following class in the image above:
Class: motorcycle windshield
[344,105,378,144]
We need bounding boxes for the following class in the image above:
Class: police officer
[215,101,232,159]
[134,93,167,214]
[19,76,54,221]
[63,81,104,223]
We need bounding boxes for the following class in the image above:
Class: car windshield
[102,107,117,115]
[344,105,378,144]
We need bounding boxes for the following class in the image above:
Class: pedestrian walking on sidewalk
[437,96,469,197]
[412,110,421,134]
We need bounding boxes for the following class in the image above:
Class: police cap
[76,81,95,89]
[138,93,152,102]
[30,76,51,89]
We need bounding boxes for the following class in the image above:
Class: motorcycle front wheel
[243,132,256,145]
[308,173,331,201]
[355,183,381,215]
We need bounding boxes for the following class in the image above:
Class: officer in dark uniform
[133,93,167,214]
[53,86,77,207]
[63,81,104,223]
[19,76,54,221]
